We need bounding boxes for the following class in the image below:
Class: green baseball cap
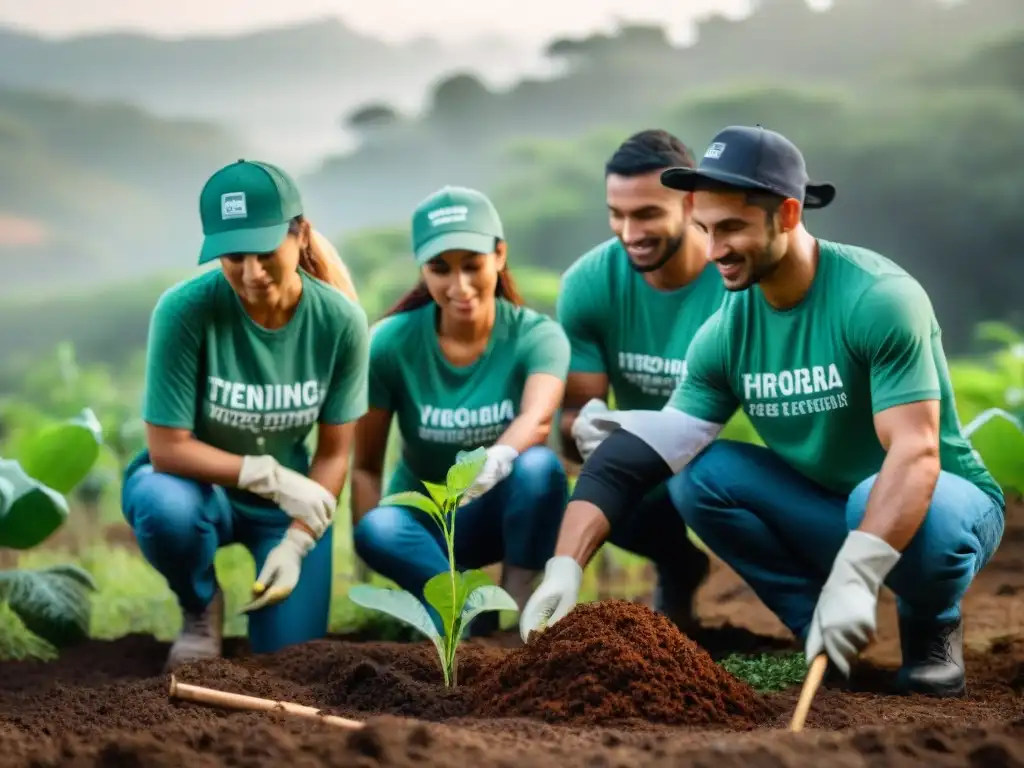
[197,159,303,265]
[411,186,504,265]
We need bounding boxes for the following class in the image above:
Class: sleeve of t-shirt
[366,320,396,412]
[522,317,572,380]
[320,302,371,424]
[141,284,205,430]
[666,311,739,424]
[556,264,607,374]
[849,277,941,414]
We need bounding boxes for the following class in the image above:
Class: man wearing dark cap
[521,125,1005,698]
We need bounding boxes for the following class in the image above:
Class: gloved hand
[519,555,584,642]
[459,444,519,505]
[571,398,612,462]
[240,526,317,613]
[805,530,901,677]
[238,455,336,539]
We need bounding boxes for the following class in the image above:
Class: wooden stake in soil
[168,675,364,730]
[789,654,828,732]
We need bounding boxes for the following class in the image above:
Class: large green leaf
[347,585,445,660]
[965,409,1024,493]
[424,571,464,641]
[378,490,443,522]
[0,564,97,647]
[460,585,519,629]
[421,480,450,508]
[15,409,103,494]
[446,447,488,497]
[0,459,69,549]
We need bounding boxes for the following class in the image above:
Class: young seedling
[347,446,519,687]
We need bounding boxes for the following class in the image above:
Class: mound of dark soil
[473,599,772,727]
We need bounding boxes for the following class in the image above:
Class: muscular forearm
[554,501,611,566]
[350,469,382,524]
[857,442,940,551]
[149,438,245,488]
[496,413,552,454]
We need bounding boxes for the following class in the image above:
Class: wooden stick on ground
[168,675,364,730]
[789,654,828,732]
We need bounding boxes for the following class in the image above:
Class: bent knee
[509,446,566,491]
[123,469,211,538]
[353,505,412,555]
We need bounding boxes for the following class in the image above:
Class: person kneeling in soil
[121,159,370,670]
[556,129,726,633]
[519,126,1005,698]
[351,185,571,638]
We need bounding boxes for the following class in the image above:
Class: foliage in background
[0,410,102,659]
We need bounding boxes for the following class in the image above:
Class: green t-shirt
[557,237,726,410]
[670,239,1004,507]
[369,298,571,491]
[127,268,370,519]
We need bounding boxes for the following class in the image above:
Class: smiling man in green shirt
[522,125,1005,699]
[555,129,726,632]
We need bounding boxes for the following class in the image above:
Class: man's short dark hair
[605,129,696,177]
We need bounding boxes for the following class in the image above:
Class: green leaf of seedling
[421,480,449,509]
[424,570,465,644]
[460,585,519,630]
[347,585,449,681]
[446,447,488,497]
[379,491,444,522]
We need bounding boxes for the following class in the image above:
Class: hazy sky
[0,0,821,44]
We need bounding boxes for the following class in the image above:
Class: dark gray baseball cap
[660,125,835,209]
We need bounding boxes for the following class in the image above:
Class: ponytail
[289,216,359,302]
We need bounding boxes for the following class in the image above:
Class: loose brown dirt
[2,498,1024,767]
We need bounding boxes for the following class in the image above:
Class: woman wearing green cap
[120,159,370,669]
[351,185,571,637]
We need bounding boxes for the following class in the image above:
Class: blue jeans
[353,446,567,631]
[667,440,1005,639]
[121,464,333,654]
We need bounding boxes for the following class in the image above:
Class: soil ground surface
[3,499,1024,767]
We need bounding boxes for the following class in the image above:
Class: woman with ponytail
[121,160,370,669]
[351,186,571,641]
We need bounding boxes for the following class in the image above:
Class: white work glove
[459,444,519,505]
[519,555,584,642]
[240,526,317,613]
[805,530,901,677]
[238,455,336,539]
[571,398,612,462]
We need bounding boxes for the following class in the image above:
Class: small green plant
[347,447,518,687]
[0,408,102,657]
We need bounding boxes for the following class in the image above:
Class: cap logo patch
[704,142,726,159]
[221,192,247,220]
[427,205,468,227]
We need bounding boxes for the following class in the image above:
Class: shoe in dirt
[895,616,966,698]
[165,590,224,672]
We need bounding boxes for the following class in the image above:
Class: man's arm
[858,400,941,551]
[554,409,726,567]
[851,277,945,550]
[555,262,610,464]
[559,373,609,465]
[554,311,737,566]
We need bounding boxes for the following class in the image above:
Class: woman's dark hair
[384,238,524,318]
